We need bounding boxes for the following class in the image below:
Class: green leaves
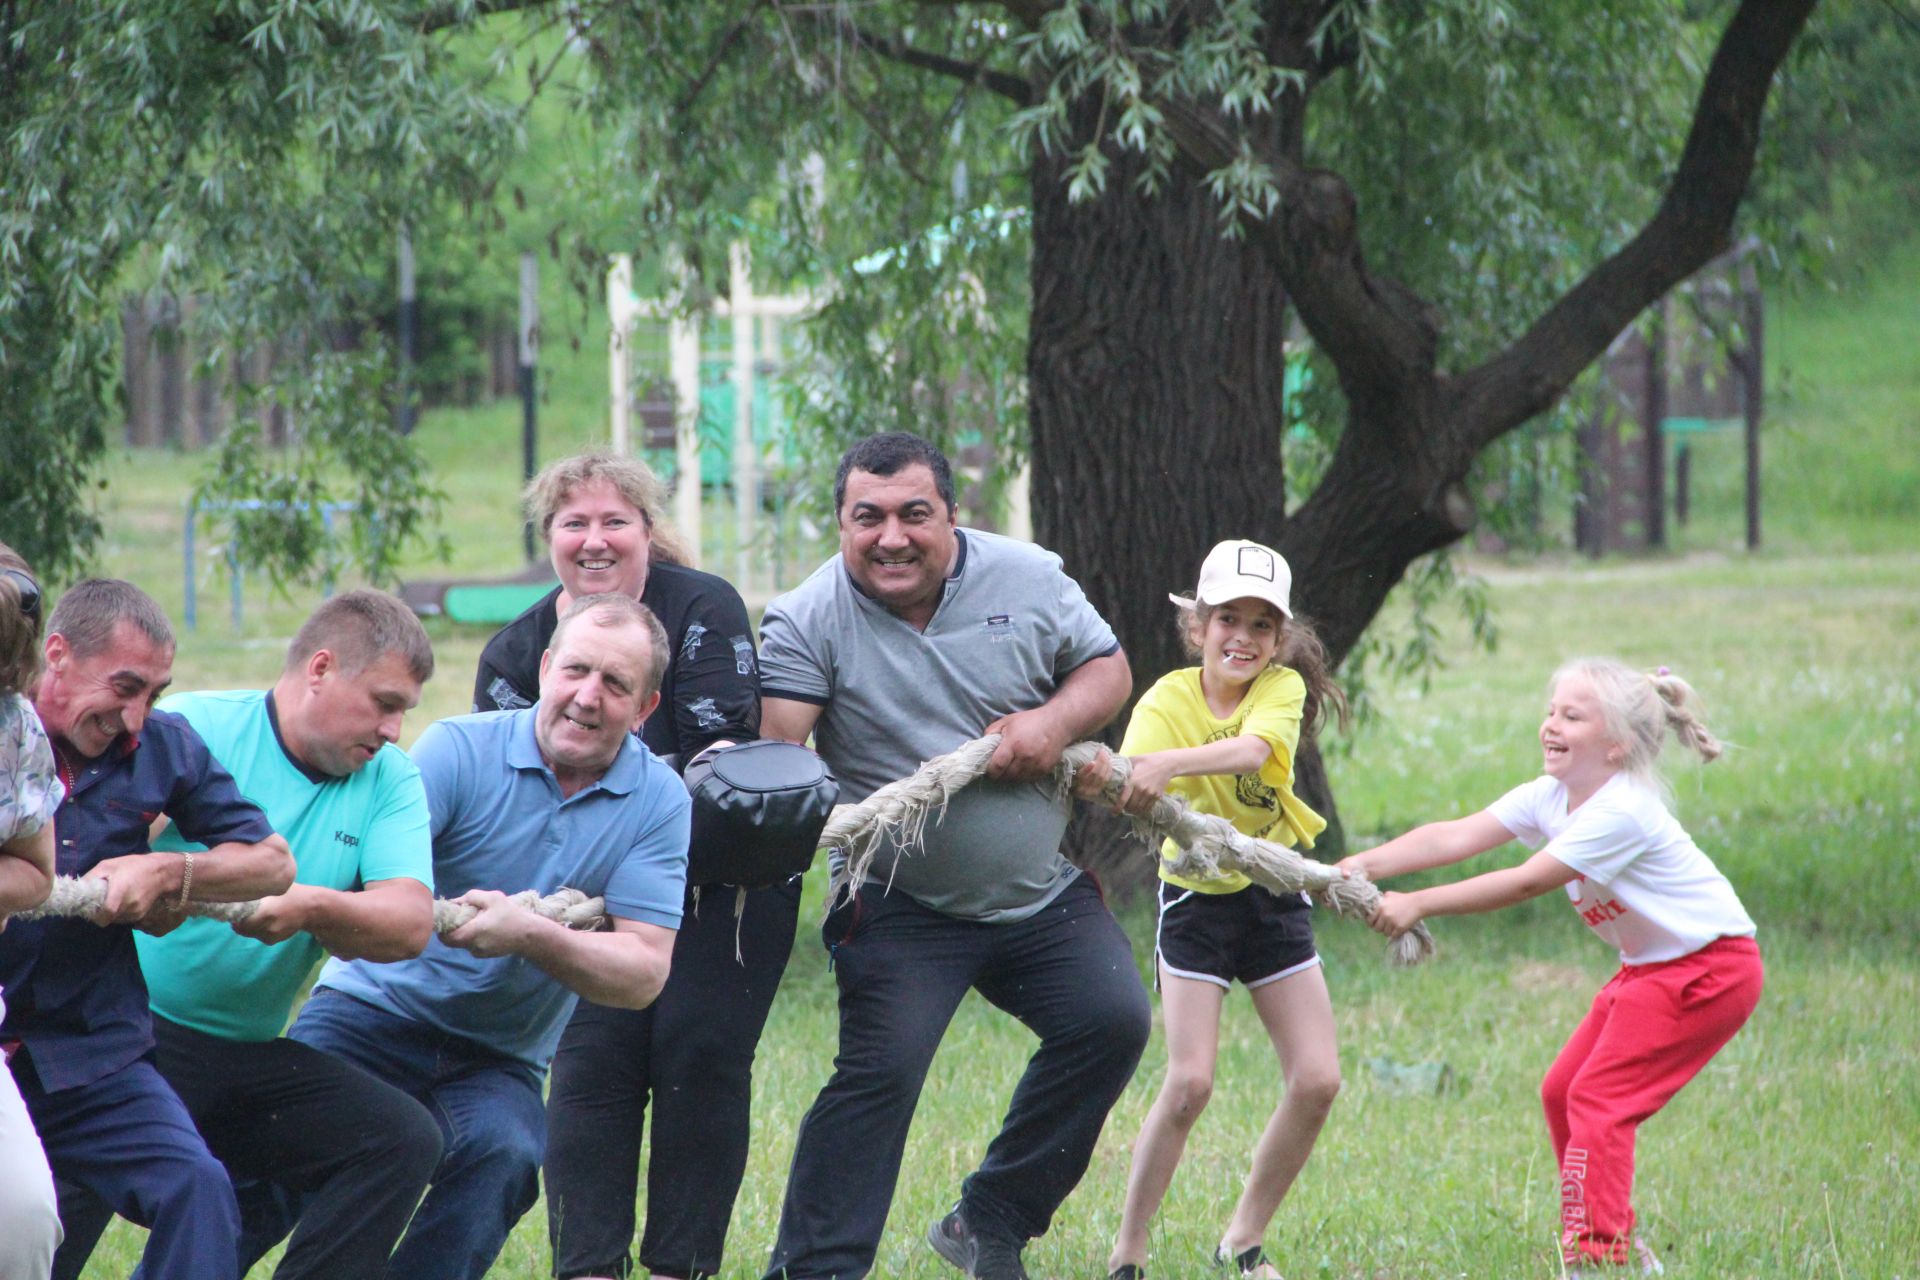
[1009,0,1284,205]
[193,348,449,589]
[0,0,520,584]
[1201,138,1281,234]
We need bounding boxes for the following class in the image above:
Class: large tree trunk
[1279,382,1476,662]
[1027,141,1291,686]
[1027,110,1326,891]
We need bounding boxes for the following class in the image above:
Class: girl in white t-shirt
[1340,659,1761,1277]
[0,540,64,1276]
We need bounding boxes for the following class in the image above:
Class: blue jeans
[21,1055,240,1280]
[282,989,547,1280]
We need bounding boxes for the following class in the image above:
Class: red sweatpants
[1542,935,1763,1265]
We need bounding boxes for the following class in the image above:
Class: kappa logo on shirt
[334,831,360,848]
[984,614,1015,642]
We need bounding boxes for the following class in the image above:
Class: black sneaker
[927,1206,1030,1280]
[1214,1242,1281,1279]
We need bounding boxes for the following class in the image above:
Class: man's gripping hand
[441,889,535,960]
[231,885,317,947]
[84,854,183,927]
[982,707,1071,782]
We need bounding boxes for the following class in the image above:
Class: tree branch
[833,18,1034,106]
[1157,96,1437,405]
[1446,0,1818,454]
[673,1,773,122]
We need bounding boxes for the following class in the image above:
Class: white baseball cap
[1169,539,1292,617]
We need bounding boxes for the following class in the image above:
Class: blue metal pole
[183,500,198,631]
[229,546,243,633]
[321,506,337,599]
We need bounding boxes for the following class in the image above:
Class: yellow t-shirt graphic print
[1120,665,1328,894]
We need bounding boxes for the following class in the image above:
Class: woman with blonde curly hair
[474,451,794,1280]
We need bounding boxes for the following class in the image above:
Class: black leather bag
[682,739,839,888]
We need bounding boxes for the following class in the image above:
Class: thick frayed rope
[822,735,1002,906]
[823,734,1435,968]
[22,878,607,934]
[18,876,264,926]
[29,736,1433,967]
[430,887,605,933]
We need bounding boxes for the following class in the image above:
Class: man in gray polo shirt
[759,433,1150,1280]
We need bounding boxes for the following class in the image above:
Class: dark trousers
[168,1016,443,1279]
[13,1053,240,1280]
[763,875,1151,1280]
[286,990,549,1280]
[547,876,801,1280]
[54,1019,444,1280]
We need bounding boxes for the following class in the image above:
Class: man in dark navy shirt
[0,579,293,1280]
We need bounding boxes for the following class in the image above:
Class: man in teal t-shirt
[64,591,444,1280]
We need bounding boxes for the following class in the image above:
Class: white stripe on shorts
[1154,888,1233,989]
[1245,952,1323,990]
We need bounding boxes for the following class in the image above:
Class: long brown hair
[1180,602,1350,741]
[0,541,42,698]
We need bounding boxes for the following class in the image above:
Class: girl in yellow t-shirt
[1075,540,1347,1280]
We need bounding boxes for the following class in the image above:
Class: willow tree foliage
[5,3,1820,839]
[1,1,518,583]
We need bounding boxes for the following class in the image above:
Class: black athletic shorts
[1154,878,1320,990]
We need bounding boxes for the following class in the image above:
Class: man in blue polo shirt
[280,591,690,1280]
[103,589,440,1280]
[0,579,293,1280]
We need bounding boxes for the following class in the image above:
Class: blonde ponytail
[1650,668,1723,764]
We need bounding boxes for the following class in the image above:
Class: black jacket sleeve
[472,629,539,713]
[668,581,761,757]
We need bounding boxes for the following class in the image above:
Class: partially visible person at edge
[0,578,293,1280]
[0,541,63,1280]
[53,590,444,1280]
[473,451,782,1280]
[757,432,1151,1280]
[278,592,689,1280]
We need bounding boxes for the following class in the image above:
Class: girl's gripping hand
[1118,752,1180,817]
[1370,890,1426,939]
[1069,747,1115,801]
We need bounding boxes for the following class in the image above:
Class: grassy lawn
[67,243,1919,1278]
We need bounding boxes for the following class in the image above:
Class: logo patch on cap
[1237,546,1277,581]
